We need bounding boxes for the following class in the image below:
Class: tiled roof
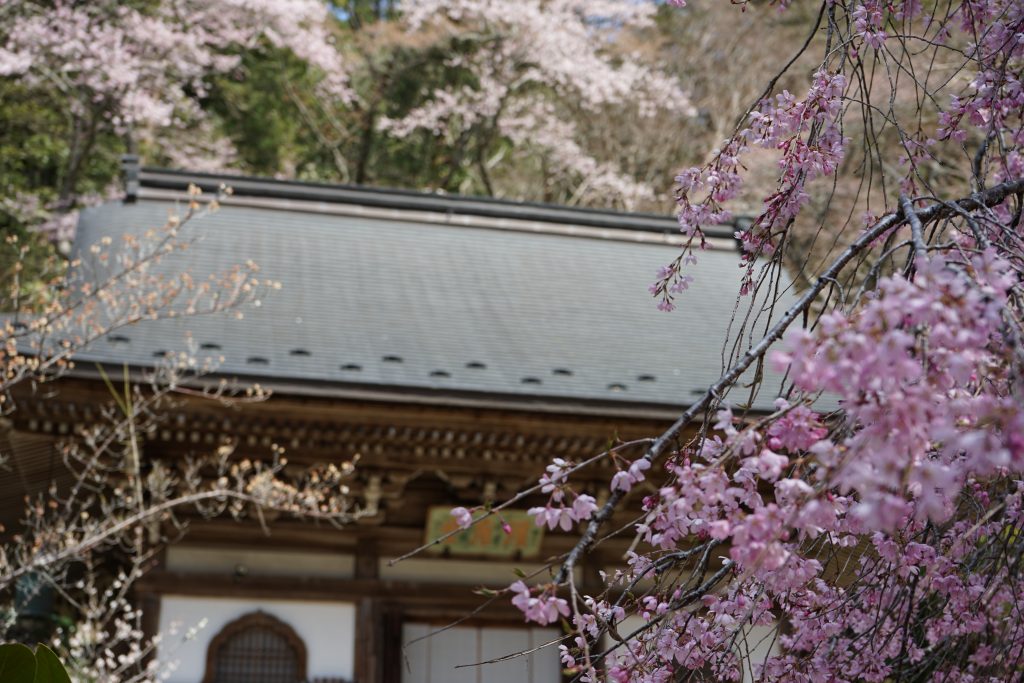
[71,171,796,414]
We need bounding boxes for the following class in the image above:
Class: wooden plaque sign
[424,507,544,558]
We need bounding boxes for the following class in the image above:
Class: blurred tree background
[3,0,908,296]
[0,1,814,216]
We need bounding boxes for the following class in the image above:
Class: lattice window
[203,611,308,683]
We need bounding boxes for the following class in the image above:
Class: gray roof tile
[72,195,796,412]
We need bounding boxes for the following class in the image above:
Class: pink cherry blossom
[450,506,473,529]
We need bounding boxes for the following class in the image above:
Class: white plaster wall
[401,624,562,683]
[739,623,781,682]
[157,596,355,682]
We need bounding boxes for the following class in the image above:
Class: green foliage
[31,645,71,683]
[0,232,61,313]
[0,79,121,205]
[0,644,71,683]
[0,81,66,205]
[204,47,323,176]
[199,31,509,193]
[333,0,398,30]
[0,643,36,681]
[350,36,516,194]
[0,77,116,301]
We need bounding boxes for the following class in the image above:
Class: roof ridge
[135,166,738,239]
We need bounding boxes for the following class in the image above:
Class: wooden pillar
[380,606,403,683]
[355,599,403,683]
[137,546,165,669]
[355,597,381,683]
[139,591,163,651]
[354,537,406,683]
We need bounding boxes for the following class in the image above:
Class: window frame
[202,610,309,683]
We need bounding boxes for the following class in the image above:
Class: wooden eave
[4,373,697,559]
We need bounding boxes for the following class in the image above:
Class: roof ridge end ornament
[122,154,141,203]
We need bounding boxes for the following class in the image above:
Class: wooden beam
[137,571,525,620]
[169,517,639,562]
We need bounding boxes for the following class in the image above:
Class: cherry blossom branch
[899,193,928,265]
[554,176,1024,586]
[2,480,360,589]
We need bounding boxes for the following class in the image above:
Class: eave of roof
[66,362,701,421]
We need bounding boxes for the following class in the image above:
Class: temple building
[4,164,789,682]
